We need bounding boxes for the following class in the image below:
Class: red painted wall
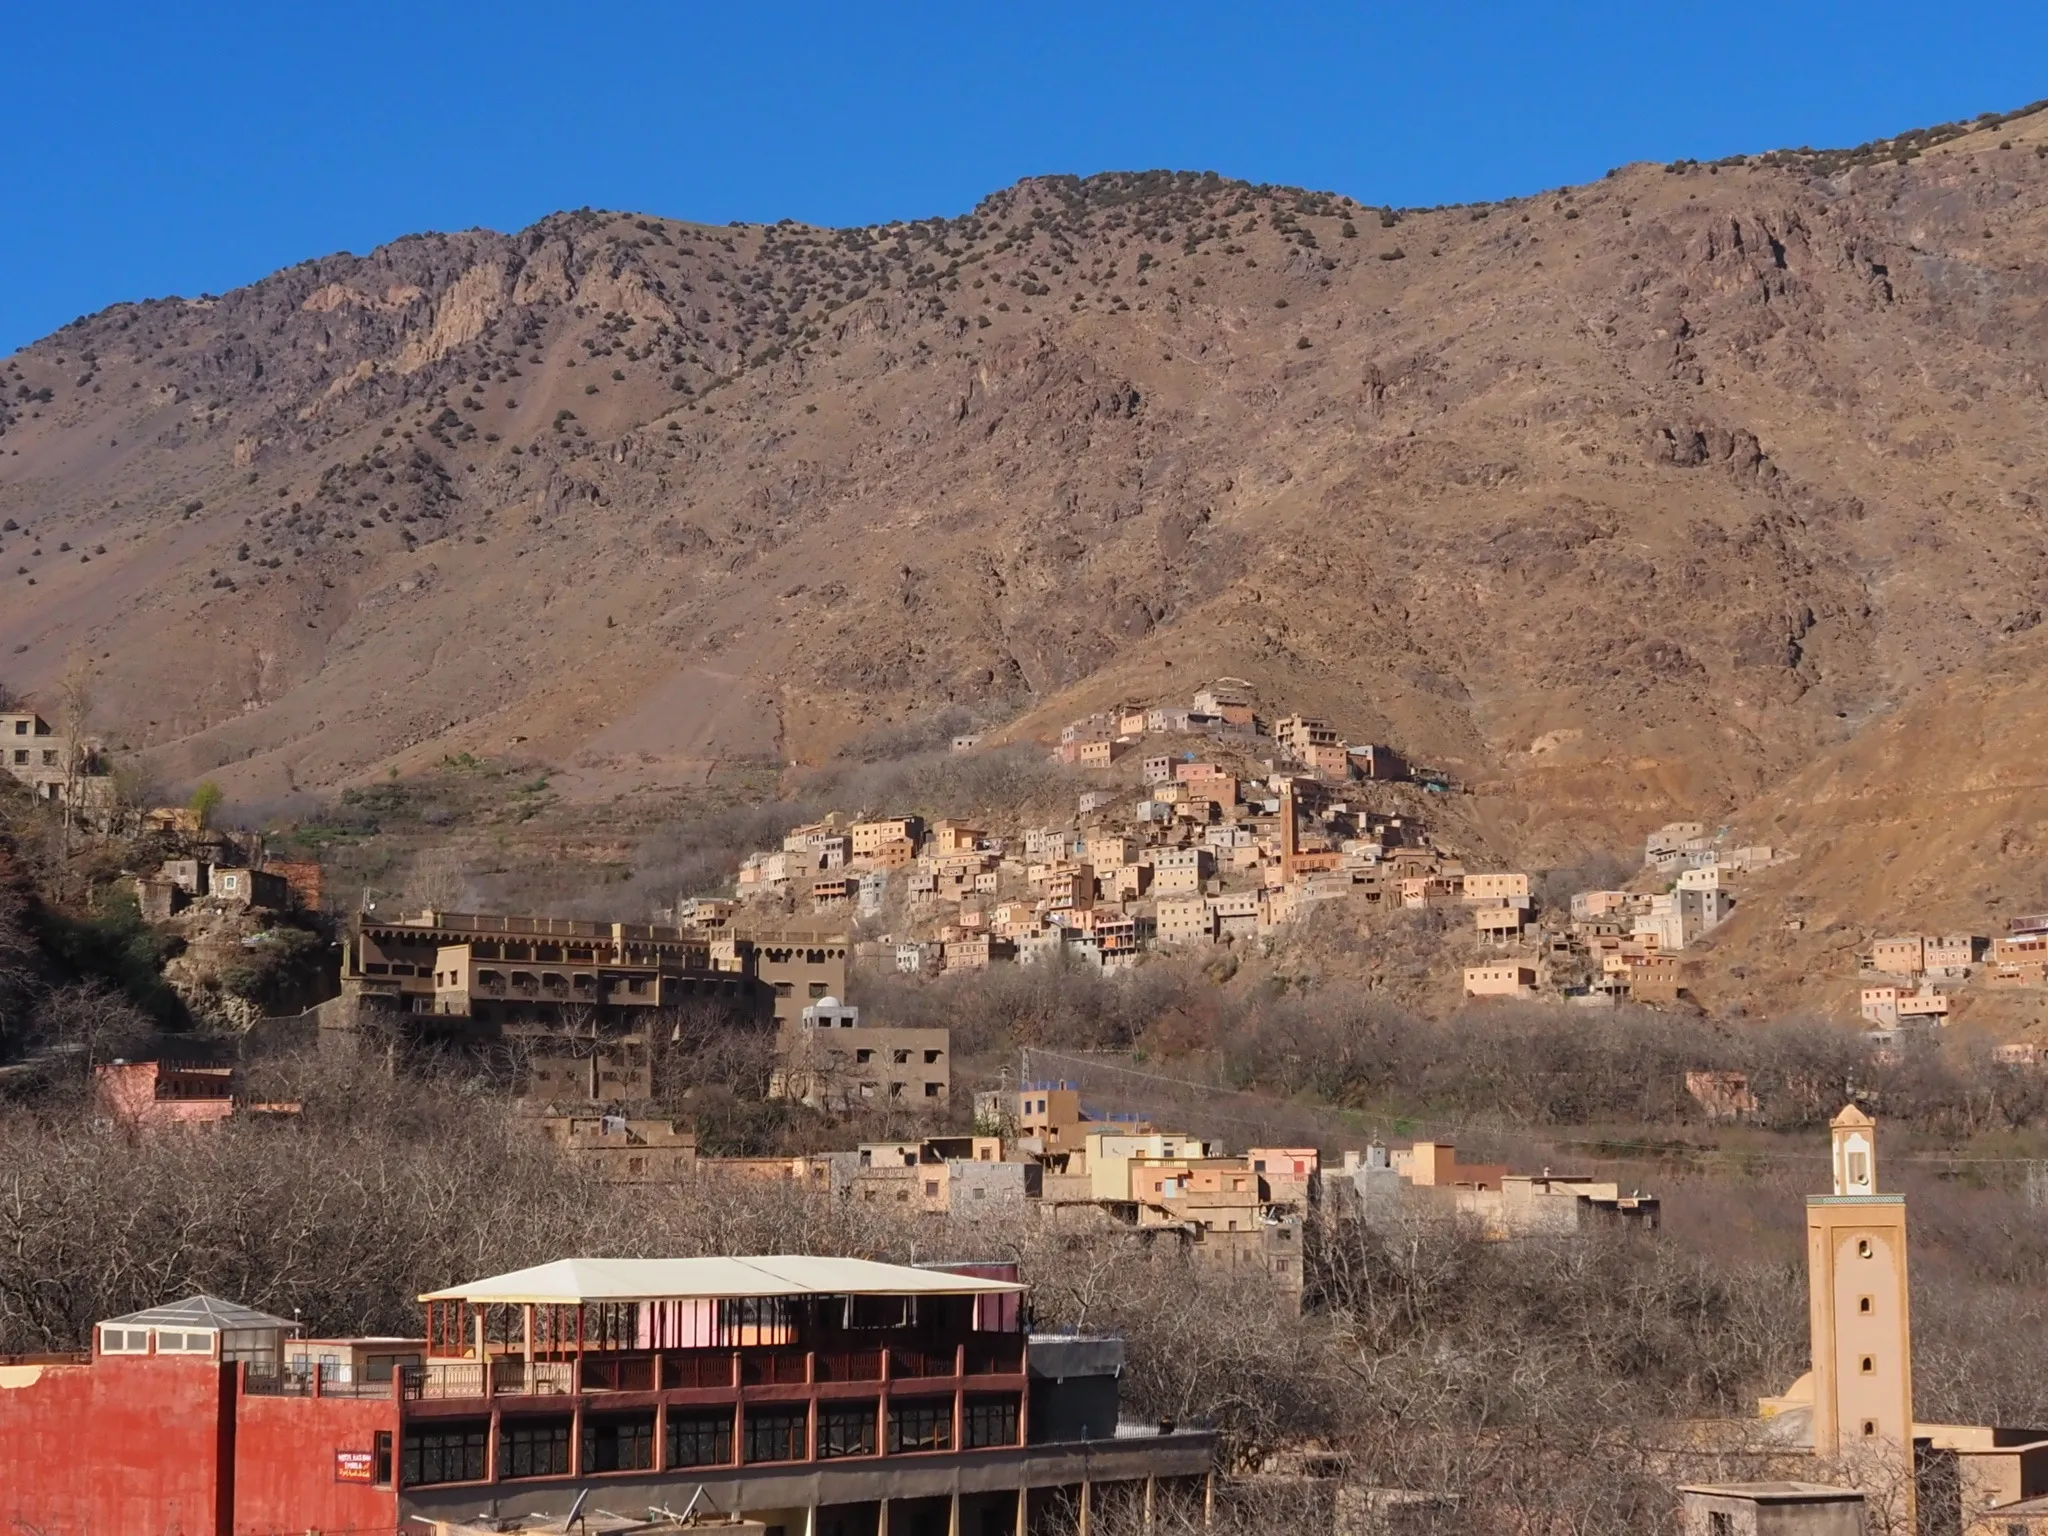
[0,1354,401,1536]
[0,1355,229,1536]
[234,1391,398,1536]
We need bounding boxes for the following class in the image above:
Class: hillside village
[687,682,1787,1015]
[30,672,2048,1073]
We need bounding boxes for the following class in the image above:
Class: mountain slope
[3,110,2048,864]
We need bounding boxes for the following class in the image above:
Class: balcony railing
[739,1349,809,1386]
[816,1349,884,1382]
[401,1360,573,1400]
[400,1341,1020,1402]
[888,1346,955,1381]
[965,1341,1024,1376]
[581,1353,659,1393]
[664,1351,739,1391]
[246,1367,398,1400]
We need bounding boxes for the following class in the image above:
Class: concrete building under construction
[329,912,851,1105]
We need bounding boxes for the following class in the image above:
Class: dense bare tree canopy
[4,1046,2048,1536]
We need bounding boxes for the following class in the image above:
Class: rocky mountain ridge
[4,107,2048,906]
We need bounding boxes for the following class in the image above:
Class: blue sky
[2,1,2044,353]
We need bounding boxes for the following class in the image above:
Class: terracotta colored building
[93,1060,301,1131]
[0,1258,1216,1536]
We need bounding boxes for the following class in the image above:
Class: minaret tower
[1278,778,1298,884]
[1808,1105,1915,1523]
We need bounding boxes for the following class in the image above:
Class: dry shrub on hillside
[7,1043,2048,1534]
[861,956,2048,1139]
[859,956,1197,1057]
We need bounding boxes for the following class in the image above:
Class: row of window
[8,749,59,766]
[99,1326,215,1355]
[402,1397,1018,1486]
[838,1048,944,1065]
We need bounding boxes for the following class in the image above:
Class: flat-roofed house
[1869,936,1926,977]
[1463,872,1532,909]
[1464,963,1537,999]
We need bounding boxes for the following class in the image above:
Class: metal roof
[100,1294,299,1332]
[419,1256,1027,1306]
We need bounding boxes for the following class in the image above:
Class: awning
[420,1255,1026,1306]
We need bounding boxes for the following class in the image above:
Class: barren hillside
[4,105,2048,879]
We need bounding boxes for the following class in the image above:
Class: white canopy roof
[420,1256,1025,1306]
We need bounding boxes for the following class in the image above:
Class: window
[809,982,828,998]
[99,1326,148,1354]
[40,750,55,766]
[974,1187,987,1200]
[373,1430,393,1487]
[890,1083,905,1099]
[925,1180,940,1197]
[583,1413,655,1473]
[1860,1356,1875,1375]
[10,721,22,734]
[1859,1296,1873,1314]
[1861,1420,1878,1437]
[402,1422,489,1486]
[500,1417,571,1478]
[964,1395,1020,1448]
[1857,1239,1873,1259]
[774,982,794,997]
[925,1083,941,1097]
[889,1398,954,1453]
[818,1401,879,1459]
[10,751,24,765]
[893,1050,910,1064]
[925,1050,942,1064]
[1709,1514,1732,1536]
[365,1352,419,1383]
[667,1411,734,1468]
[856,1049,874,1064]
[1274,1259,1291,1275]
[744,1406,808,1463]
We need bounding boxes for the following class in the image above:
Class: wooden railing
[402,1340,1022,1401]
[663,1351,738,1391]
[580,1353,659,1393]
[888,1346,954,1381]
[739,1349,809,1386]
[816,1349,884,1382]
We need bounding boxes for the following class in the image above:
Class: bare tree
[403,846,472,914]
